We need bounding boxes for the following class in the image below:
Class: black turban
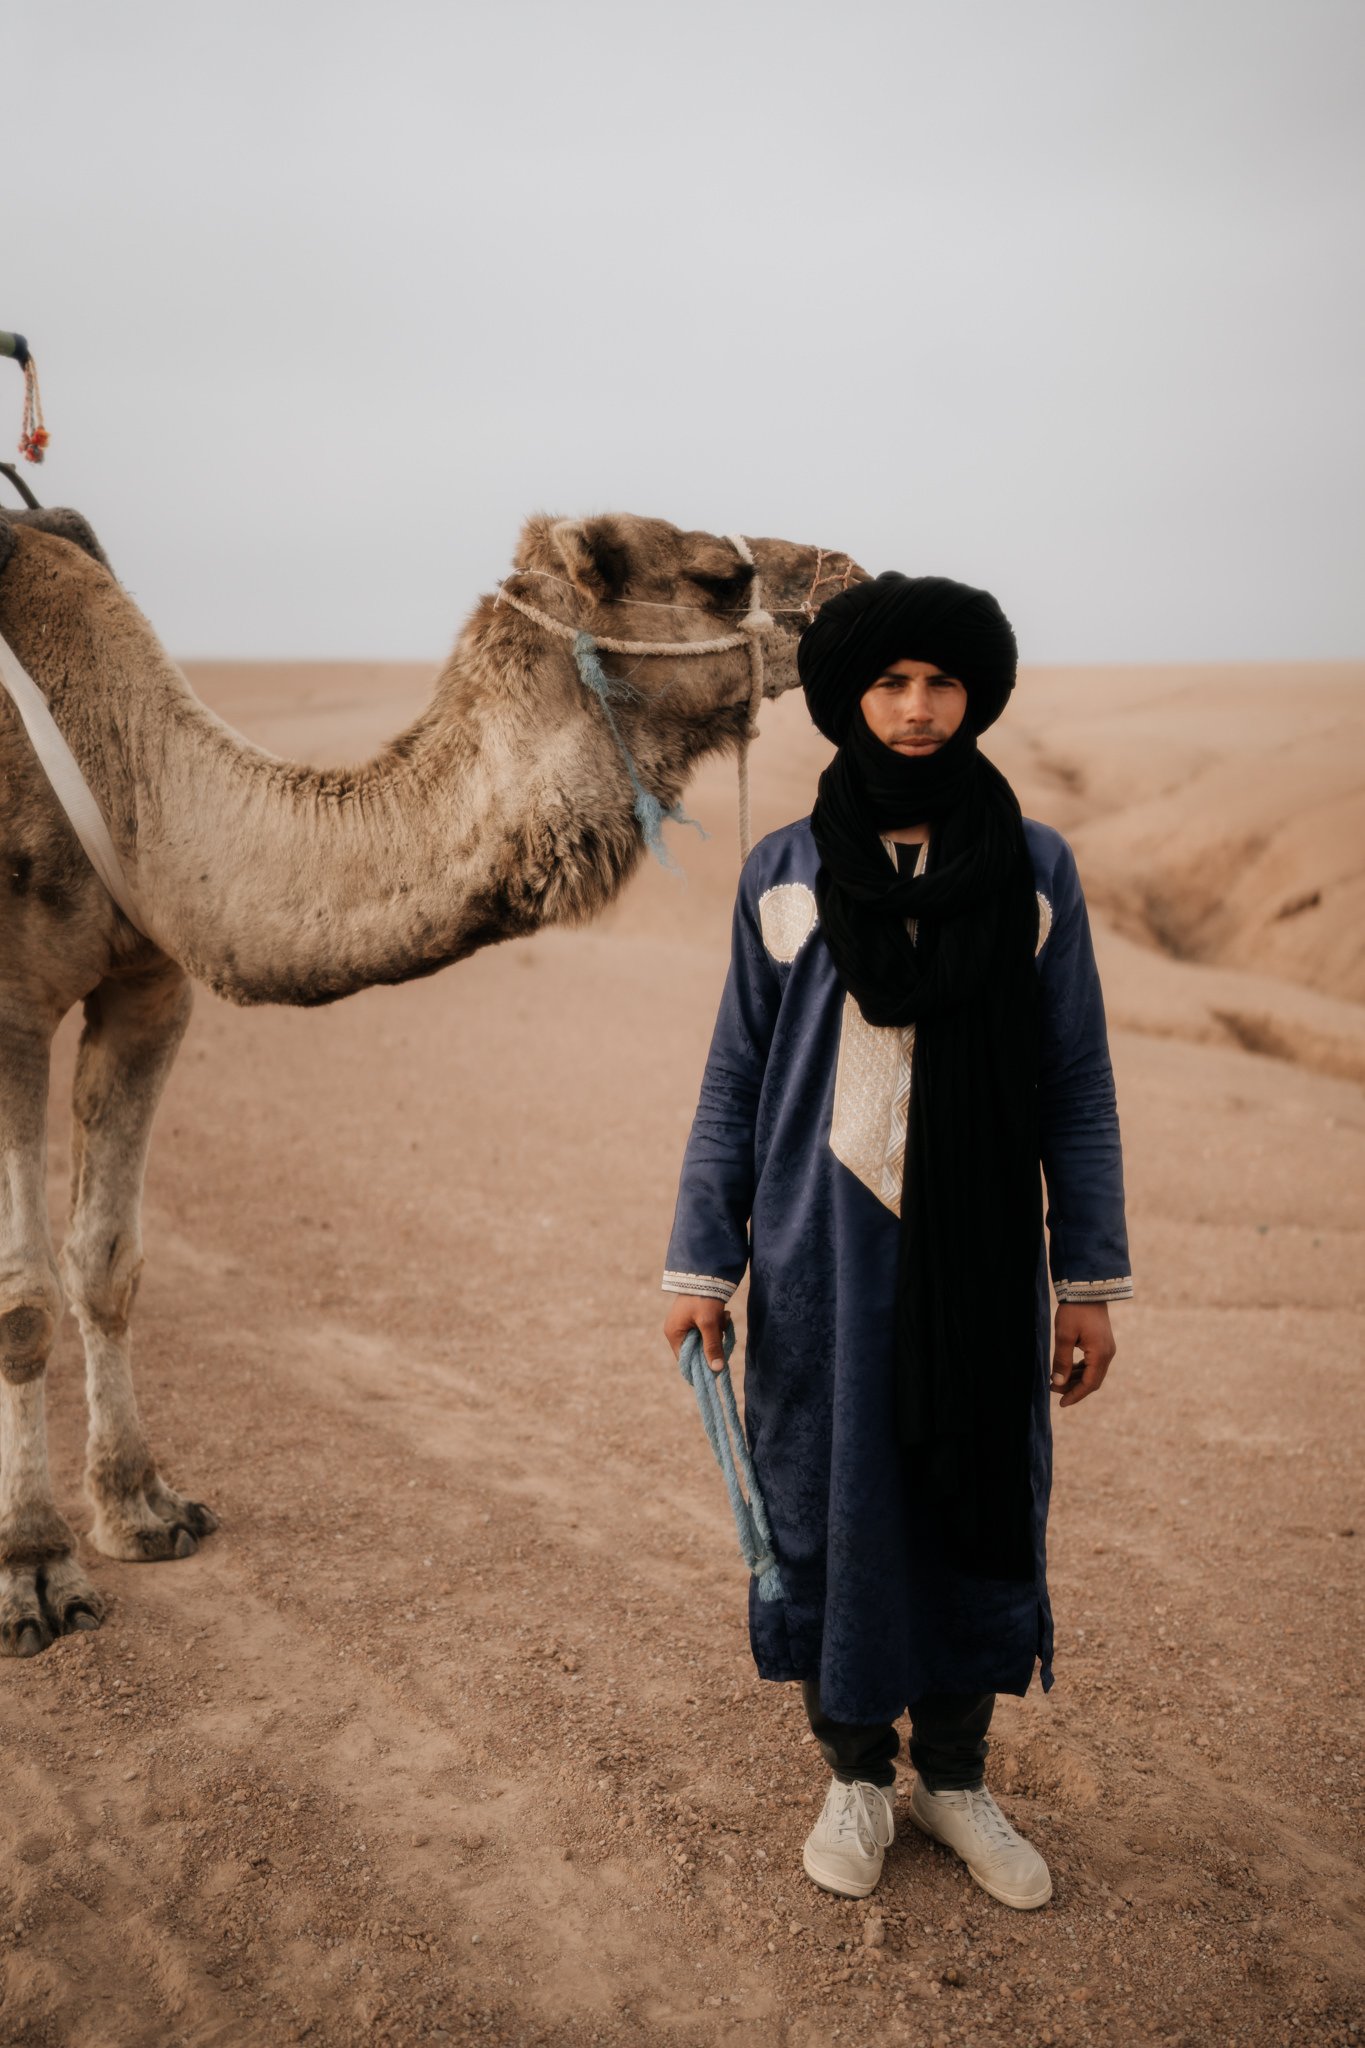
[798,571,1018,745]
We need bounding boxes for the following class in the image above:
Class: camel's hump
[0,505,114,578]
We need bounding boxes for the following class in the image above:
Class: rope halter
[494,532,775,868]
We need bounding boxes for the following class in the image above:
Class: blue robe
[663,816,1131,1725]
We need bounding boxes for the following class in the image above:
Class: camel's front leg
[62,964,216,1562]
[0,1014,103,1653]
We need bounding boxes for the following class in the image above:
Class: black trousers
[801,1678,994,1793]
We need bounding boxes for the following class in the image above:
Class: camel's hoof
[41,1558,107,1638]
[91,1481,219,1563]
[0,1579,54,1657]
[1,1559,102,1654]
[129,1524,196,1561]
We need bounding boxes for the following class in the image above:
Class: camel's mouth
[747,544,867,700]
[789,548,866,626]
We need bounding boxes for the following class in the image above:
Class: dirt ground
[3,659,1362,2048]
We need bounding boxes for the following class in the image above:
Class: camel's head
[511,511,866,724]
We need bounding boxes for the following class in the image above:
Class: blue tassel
[574,633,704,873]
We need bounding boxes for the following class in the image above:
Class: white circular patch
[1036,891,1053,955]
[758,883,818,963]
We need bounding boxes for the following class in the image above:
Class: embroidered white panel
[830,999,915,1216]
[758,883,818,963]
[828,838,924,1217]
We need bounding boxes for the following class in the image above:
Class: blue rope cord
[573,633,705,873]
[677,1324,786,1603]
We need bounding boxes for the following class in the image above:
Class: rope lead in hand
[677,1324,786,1603]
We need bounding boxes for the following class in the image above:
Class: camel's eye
[689,565,754,611]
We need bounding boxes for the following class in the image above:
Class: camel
[0,504,863,1656]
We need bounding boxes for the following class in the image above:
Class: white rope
[495,531,774,866]
[725,533,768,865]
[503,568,752,621]
[493,585,751,660]
[505,564,837,622]
[0,629,149,935]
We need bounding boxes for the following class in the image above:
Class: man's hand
[664,1294,732,1375]
[1051,1301,1115,1408]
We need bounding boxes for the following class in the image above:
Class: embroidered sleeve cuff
[661,1269,738,1302]
[1054,1275,1134,1303]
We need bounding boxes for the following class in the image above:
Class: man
[661,572,1131,1910]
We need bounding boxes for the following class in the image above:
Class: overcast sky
[5,0,1362,661]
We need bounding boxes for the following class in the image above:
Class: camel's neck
[10,554,697,1006]
[137,641,665,1005]
[130,689,477,1003]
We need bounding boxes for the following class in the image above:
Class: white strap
[0,629,148,934]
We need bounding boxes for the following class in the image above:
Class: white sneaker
[909,1779,1052,1909]
[802,1776,896,1898]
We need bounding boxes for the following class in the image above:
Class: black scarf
[810,709,1042,1583]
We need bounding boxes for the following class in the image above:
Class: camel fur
[0,506,862,1655]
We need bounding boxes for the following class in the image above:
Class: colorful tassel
[1,333,49,464]
[19,355,47,464]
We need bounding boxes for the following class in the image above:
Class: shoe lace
[831,1780,893,1855]
[964,1786,1019,1850]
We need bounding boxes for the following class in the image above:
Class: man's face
[859,658,968,756]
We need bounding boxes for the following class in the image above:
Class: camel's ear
[549,517,631,602]
[0,511,13,581]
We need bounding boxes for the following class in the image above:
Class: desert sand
[3,657,1362,2048]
